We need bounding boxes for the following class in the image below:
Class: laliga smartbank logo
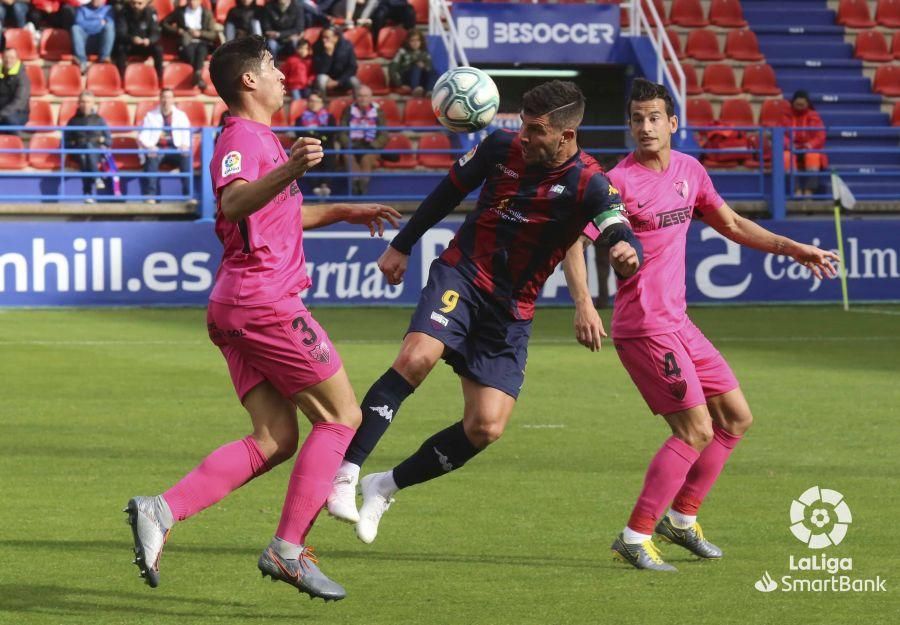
[753,486,887,594]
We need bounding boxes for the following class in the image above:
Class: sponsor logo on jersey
[430,311,449,329]
[495,163,520,179]
[489,198,530,223]
[458,145,478,167]
[222,151,241,177]
[657,207,692,229]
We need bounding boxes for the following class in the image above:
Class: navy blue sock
[393,421,481,489]
[344,368,415,467]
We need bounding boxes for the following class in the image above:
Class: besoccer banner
[451,2,620,65]
[0,220,897,307]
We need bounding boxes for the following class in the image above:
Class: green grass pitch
[1,305,898,625]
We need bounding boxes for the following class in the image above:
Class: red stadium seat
[709,0,747,27]
[380,134,416,169]
[403,97,437,126]
[212,100,229,125]
[155,0,176,21]
[759,98,791,126]
[894,31,900,58]
[687,98,715,127]
[669,0,709,27]
[48,64,83,97]
[873,64,900,95]
[876,0,900,27]
[98,100,132,129]
[178,100,210,128]
[4,28,38,61]
[86,63,123,97]
[26,64,47,96]
[719,98,755,126]
[111,136,142,170]
[377,26,407,59]
[163,62,200,96]
[215,0,235,23]
[27,133,62,170]
[124,63,160,97]
[328,96,352,122]
[57,99,79,126]
[304,27,323,44]
[620,5,630,29]
[289,98,307,123]
[374,97,401,126]
[837,0,876,27]
[271,107,287,127]
[701,63,740,95]
[201,65,217,96]
[642,0,669,24]
[357,63,389,95]
[664,28,683,59]
[741,63,782,96]
[134,100,158,127]
[725,29,765,62]
[411,0,428,24]
[160,35,179,61]
[0,135,26,169]
[26,101,54,129]
[669,62,702,96]
[685,29,724,62]
[892,101,900,126]
[417,132,454,168]
[39,28,73,61]
[854,30,892,61]
[344,27,376,60]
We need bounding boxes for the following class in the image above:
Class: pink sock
[627,436,701,535]
[275,422,356,545]
[672,425,742,516]
[163,436,271,522]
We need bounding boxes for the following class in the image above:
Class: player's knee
[333,405,362,429]
[255,428,299,466]
[393,351,438,386]
[681,424,714,451]
[723,409,753,437]
[464,419,505,449]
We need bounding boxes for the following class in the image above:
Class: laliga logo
[754,571,778,593]
[789,486,852,549]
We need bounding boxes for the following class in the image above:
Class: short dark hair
[209,35,268,107]
[627,78,675,117]
[521,80,586,130]
[160,87,174,97]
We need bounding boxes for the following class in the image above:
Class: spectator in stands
[261,0,306,58]
[137,87,192,204]
[389,29,435,97]
[368,0,415,42]
[65,90,112,202]
[281,37,313,100]
[312,26,360,95]
[0,0,30,35]
[224,0,263,41]
[0,48,29,131]
[32,0,78,29]
[784,90,827,196]
[296,90,337,196]
[338,85,386,195]
[113,0,164,82]
[71,0,115,74]
[162,0,222,91]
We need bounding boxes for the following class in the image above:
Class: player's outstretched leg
[124,495,174,588]
[654,514,722,559]
[258,539,346,602]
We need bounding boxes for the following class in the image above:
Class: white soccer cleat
[355,473,395,545]
[326,471,360,524]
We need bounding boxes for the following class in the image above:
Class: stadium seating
[26,64,47,96]
[669,0,709,27]
[178,100,210,128]
[49,64,83,97]
[854,30,893,62]
[57,99,79,126]
[720,99,755,127]
[701,63,740,95]
[669,62,701,95]
[124,63,160,97]
[411,0,428,24]
[156,0,176,21]
[664,28,683,59]
[4,28,38,61]
[163,62,200,96]
[328,96,352,121]
[0,135,26,169]
[27,134,61,170]
[892,101,900,126]
[642,0,668,24]
[724,29,764,62]
[86,63,124,97]
[212,101,229,125]
[876,0,900,27]
[417,132,454,168]
[741,63,782,96]
[304,27,323,44]
[39,28,73,61]
[344,27,376,60]
[357,63,389,95]
[134,100,158,127]
[708,0,747,28]
[402,97,437,126]
[215,0,235,23]
[685,29,724,61]
[288,99,307,123]
[380,134,416,168]
[687,97,715,127]
[374,98,402,126]
[26,101,54,128]
[894,31,900,58]
[271,108,287,127]
[111,136,142,170]
[836,0,876,27]
[98,100,133,129]
[759,98,791,126]
[201,65,217,96]
[377,26,407,59]
[873,64,900,95]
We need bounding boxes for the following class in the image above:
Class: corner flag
[830,172,855,311]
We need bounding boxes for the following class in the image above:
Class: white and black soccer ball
[431,66,500,133]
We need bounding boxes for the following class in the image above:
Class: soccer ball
[431,67,500,133]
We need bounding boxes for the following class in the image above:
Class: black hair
[209,35,268,107]
[791,90,814,109]
[627,78,675,117]
[521,80,586,130]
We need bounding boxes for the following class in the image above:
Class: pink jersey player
[566,78,839,572]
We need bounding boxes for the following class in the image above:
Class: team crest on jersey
[608,184,620,196]
[309,341,331,364]
[289,180,301,196]
[458,145,477,167]
[222,151,241,177]
[669,379,687,400]
[674,180,689,199]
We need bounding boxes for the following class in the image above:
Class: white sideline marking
[850,308,900,317]
[521,424,566,429]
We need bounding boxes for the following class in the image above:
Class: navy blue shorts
[407,259,532,398]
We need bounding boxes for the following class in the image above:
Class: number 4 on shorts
[663,351,682,378]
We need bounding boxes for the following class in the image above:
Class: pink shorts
[614,319,739,416]
[207,296,342,401]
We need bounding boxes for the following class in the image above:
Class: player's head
[519,80,585,166]
[791,90,812,113]
[627,78,677,157]
[209,35,284,115]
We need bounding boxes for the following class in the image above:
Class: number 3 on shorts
[440,289,459,313]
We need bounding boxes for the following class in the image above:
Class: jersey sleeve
[447,130,503,193]
[693,163,724,219]
[581,172,630,243]
[213,131,262,194]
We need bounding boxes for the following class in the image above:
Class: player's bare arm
[563,236,606,352]
[701,203,840,280]
[220,137,324,222]
[302,203,402,235]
